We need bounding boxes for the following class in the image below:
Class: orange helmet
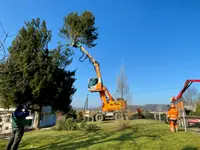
[170,103,175,108]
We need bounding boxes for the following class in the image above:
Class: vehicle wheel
[95,113,104,121]
[115,113,123,120]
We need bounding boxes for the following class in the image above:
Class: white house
[0,105,56,134]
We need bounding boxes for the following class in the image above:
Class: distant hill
[127,104,169,112]
[74,104,170,112]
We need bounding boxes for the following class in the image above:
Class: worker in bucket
[167,103,179,132]
[5,104,29,150]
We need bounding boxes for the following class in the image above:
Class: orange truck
[72,42,127,121]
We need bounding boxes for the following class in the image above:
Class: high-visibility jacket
[168,107,178,120]
[137,108,141,113]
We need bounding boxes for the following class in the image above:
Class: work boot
[175,127,178,132]
[170,127,175,132]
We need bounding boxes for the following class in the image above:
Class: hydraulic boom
[172,79,200,101]
[73,42,126,115]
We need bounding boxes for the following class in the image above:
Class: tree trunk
[56,111,64,121]
[32,106,42,129]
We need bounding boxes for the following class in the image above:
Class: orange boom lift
[71,42,127,121]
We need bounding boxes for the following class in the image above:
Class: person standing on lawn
[5,104,29,150]
[137,106,142,119]
[167,103,179,132]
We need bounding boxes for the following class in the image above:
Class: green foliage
[0,18,76,114]
[53,116,66,131]
[65,118,78,130]
[0,96,15,109]
[60,11,98,48]
[53,117,78,131]
[65,107,77,119]
[79,120,99,132]
[79,120,87,129]
[83,123,99,132]
[54,116,99,132]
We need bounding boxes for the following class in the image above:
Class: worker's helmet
[170,103,175,108]
[170,96,176,102]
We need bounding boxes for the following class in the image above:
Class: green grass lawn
[0,119,200,150]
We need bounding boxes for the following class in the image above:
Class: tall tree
[60,11,98,47]
[116,64,129,100]
[0,18,76,128]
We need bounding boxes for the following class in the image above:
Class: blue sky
[1,0,200,108]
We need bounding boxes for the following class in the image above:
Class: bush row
[53,117,99,132]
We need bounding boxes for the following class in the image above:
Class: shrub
[79,120,99,132]
[79,120,87,129]
[65,118,78,130]
[53,117,78,131]
[53,117,99,132]
[83,123,99,132]
[65,108,77,119]
[53,116,67,131]
[117,119,131,131]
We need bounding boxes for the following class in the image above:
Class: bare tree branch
[183,86,200,104]
[116,64,129,100]
[0,22,7,35]
[0,21,14,58]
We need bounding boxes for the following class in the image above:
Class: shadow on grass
[14,121,168,150]
[35,131,112,150]
[32,126,162,150]
[182,146,198,150]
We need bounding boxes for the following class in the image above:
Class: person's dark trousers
[5,127,24,150]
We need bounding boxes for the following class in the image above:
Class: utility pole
[84,94,89,110]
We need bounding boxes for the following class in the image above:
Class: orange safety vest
[137,108,141,113]
[168,107,178,120]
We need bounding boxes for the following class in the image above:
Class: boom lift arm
[172,79,200,101]
[71,42,126,112]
